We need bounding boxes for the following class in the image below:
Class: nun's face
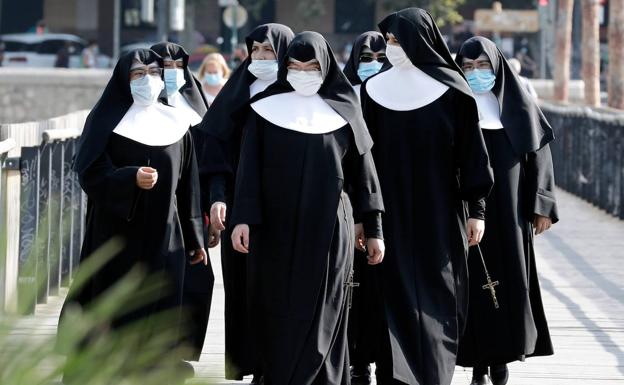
[251,40,277,61]
[386,33,400,46]
[129,63,162,81]
[287,58,321,72]
[461,54,492,73]
[163,58,184,69]
[360,46,386,64]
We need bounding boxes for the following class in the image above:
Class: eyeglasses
[359,55,386,63]
[130,67,163,80]
[462,61,493,71]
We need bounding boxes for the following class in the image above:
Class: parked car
[0,33,111,68]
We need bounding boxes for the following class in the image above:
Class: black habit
[59,49,204,350]
[151,41,213,362]
[454,36,558,367]
[360,8,494,385]
[231,31,384,385]
[197,23,294,380]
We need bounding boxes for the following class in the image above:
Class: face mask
[385,44,412,68]
[357,61,383,82]
[130,75,164,106]
[164,68,186,96]
[248,59,279,81]
[287,69,324,97]
[466,69,496,94]
[204,72,223,86]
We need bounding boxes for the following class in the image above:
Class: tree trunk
[608,0,624,109]
[582,0,601,107]
[554,0,574,102]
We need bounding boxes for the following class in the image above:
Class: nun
[342,31,386,96]
[360,9,494,385]
[150,41,218,366]
[197,23,294,382]
[59,49,206,381]
[455,36,558,385]
[229,31,385,385]
[342,30,387,385]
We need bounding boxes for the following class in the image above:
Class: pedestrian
[455,36,558,385]
[230,31,385,385]
[198,53,230,105]
[197,23,294,384]
[360,8,493,385]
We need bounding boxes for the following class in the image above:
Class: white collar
[474,92,504,130]
[249,78,274,98]
[251,92,347,134]
[365,65,449,111]
[113,102,190,146]
[168,92,203,126]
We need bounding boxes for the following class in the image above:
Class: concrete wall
[0,68,109,125]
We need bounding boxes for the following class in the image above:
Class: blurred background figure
[0,39,5,67]
[81,40,99,69]
[54,40,73,68]
[509,58,538,99]
[232,43,249,67]
[198,53,230,105]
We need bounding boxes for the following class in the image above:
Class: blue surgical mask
[204,72,223,86]
[466,69,496,94]
[130,75,164,106]
[357,61,383,82]
[164,68,186,96]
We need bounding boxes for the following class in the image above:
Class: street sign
[474,9,540,33]
[223,5,248,29]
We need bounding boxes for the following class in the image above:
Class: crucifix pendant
[345,271,360,309]
[482,277,500,309]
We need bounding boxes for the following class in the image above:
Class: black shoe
[470,366,491,385]
[490,364,508,385]
[351,364,372,384]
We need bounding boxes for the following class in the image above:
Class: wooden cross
[482,276,500,309]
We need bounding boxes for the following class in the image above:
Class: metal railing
[541,102,624,220]
[1,111,88,314]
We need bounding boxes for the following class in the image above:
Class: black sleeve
[231,114,263,226]
[454,92,494,220]
[79,151,140,221]
[176,132,204,252]
[525,143,559,223]
[344,130,384,240]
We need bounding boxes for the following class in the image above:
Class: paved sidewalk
[8,188,624,384]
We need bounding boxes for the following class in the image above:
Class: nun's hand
[190,248,208,265]
[136,167,158,190]
[533,215,552,236]
[231,224,250,254]
[466,218,485,246]
[210,202,227,231]
[207,224,221,248]
[354,223,366,252]
[366,238,385,265]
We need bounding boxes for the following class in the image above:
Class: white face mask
[164,68,186,97]
[248,59,279,81]
[287,69,324,96]
[130,75,164,106]
[386,44,412,69]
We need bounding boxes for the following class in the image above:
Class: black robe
[60,131,203,339]
[362,86,492,385]
[197,23,295,379]
[232,118,383,385]
[454,36,558,368]
[151,41,213,362]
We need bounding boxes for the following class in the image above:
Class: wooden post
[608,0,624,109]
[554,0,575,102]
[582,0,601,107]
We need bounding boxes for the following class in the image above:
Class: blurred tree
[608,0,624,109]
[581,0,600,107]
[380,0,466,27]
[554,0,573,102]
